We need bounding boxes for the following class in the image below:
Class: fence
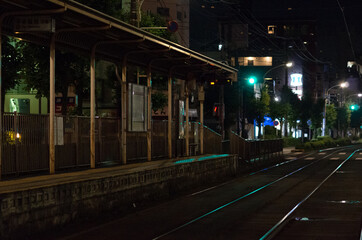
[229,131,283,165]
[1,114,224,176]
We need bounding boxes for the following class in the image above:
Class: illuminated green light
[248,77,256,84]
[350,104,358,111]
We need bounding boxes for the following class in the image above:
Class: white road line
[330,157,339,160]
[355,158,362,160]
[339,152,346,155]
[305,157,315,160]
[318,152,326,155]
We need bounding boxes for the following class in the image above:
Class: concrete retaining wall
[0,155,238,239]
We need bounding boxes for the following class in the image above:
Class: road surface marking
[318,152,326,155]
[338,152,346,155]
[330,157,339,160]
[305,157,314,160]
[355,158,362,160]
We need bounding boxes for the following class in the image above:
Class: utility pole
[130,0,144,27]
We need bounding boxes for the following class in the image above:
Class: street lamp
[262,62,293,96]
[346,93,362,100]
[262,62,293,83]
[322,82,348,136]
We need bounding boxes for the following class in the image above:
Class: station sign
[14,16,55,32]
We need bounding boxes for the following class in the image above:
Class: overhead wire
[336,0,357,62]
[158,0,188,46]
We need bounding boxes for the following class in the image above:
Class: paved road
[38,145,362,240]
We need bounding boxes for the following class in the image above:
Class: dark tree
[2,36,22,111]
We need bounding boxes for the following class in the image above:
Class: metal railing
[0,114,225,177]
[229,131,283,165]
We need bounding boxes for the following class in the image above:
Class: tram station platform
[0,154,238,239]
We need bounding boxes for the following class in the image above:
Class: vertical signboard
[179,100,185,139]
[128,83,148,132]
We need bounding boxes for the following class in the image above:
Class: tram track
[152,146,358,240]
[50,145,362,240]
[260,148,361,239]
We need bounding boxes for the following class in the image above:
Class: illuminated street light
[340,82,348,88]
[322,81,348,136]
[263,62,293,82]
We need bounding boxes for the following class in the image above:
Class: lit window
[268,25,276,34]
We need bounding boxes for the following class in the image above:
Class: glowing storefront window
[290,73,303,87]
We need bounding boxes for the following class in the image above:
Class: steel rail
[259,148,361,240]
[189,151,317,197]
[152,147,351,240]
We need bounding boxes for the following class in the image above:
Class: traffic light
[213,104,219,117]
[248,76,257,85]
[350,104,359,111]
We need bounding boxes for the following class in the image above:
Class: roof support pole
[49,34,56,174]
[185,86,189,156]
[147,64,152,161]
[168,71,172,158]
[0,24,2,179]
[199,84,204,155]
[121,58,127,164]
[90,46,96,168]
[0,8,66,179]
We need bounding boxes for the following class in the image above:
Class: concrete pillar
[168,72,172,158]
[49,34,55,174]
[90,47,96,168]
[147,65,152,161]
[185,86,189,156]
[199,85,204,155]
[121,59,127,164]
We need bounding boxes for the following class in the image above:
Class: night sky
[190,0,362,74]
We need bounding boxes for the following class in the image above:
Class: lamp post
[345,93,362,101]
[263,62,293,82]
[262,62,293,95]
[322,82,348,136]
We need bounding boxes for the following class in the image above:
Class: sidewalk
[283,147,295,154]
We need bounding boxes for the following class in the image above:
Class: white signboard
[54,116,64,146]
[128,83,148,132]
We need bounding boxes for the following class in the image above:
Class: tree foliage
[248,86,270,138]
[2,36,23,110]
[337,105,351,131]
[326,104,337,130]
[20,41,89,115]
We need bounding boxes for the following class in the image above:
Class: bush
[300,137,352,151]
[351,136,359,141]
[335,138,351,146]
[304,142,312,150]
[264,134,278,140]
[310,141,324,149]
[283,137,302,147]
[264,126,277,136]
